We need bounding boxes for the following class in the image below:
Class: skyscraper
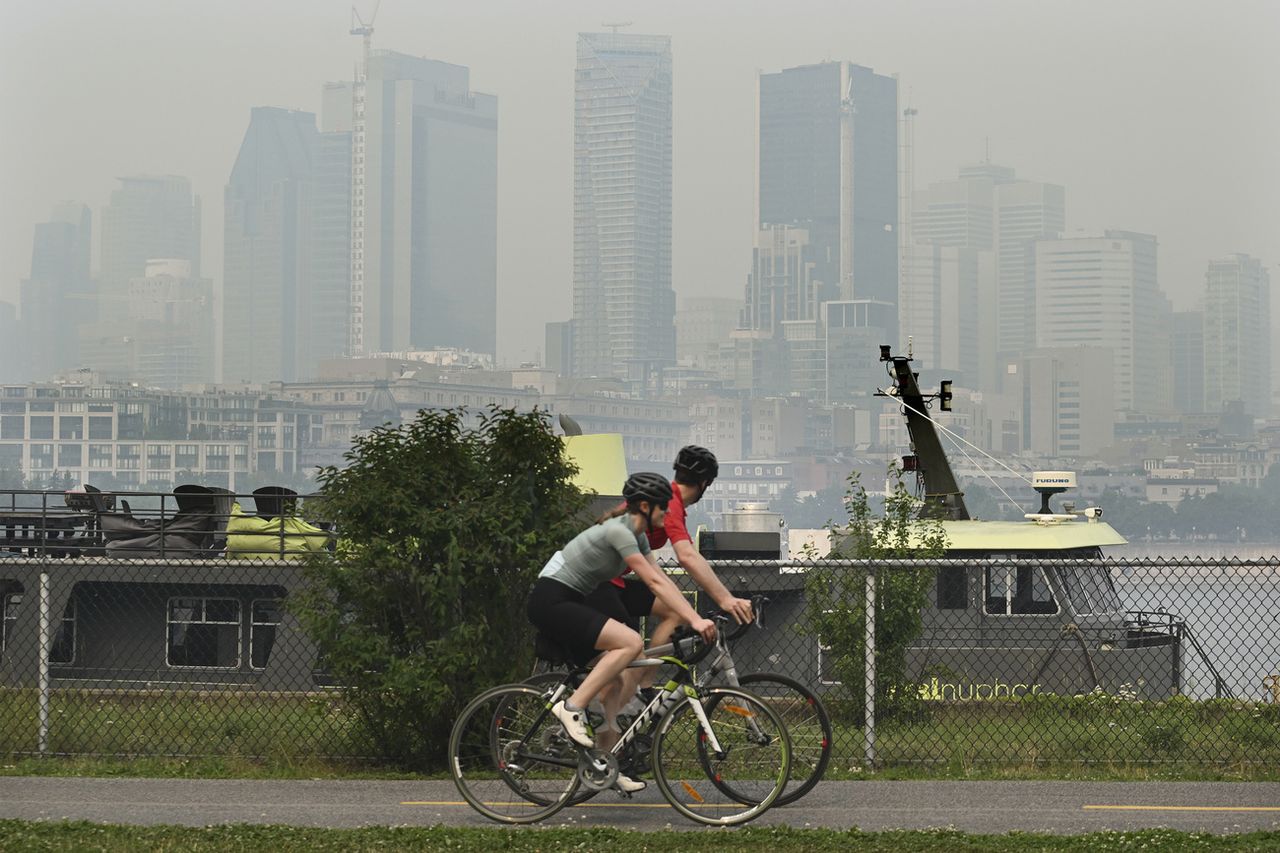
[1171,311,1205,415]
[223,107,321,384]
[1034,230,1172,416]
[995,179,1064,358]
[19,203,92,380]
[343,52,498,358]
[128,259,214,388]
[1203,254,1271,419]
[912,163,1063,378]
[758,62,898,313]
[100,176,201,305]
[571,32,674,383]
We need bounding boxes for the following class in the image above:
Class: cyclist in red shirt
[585,446,753,689]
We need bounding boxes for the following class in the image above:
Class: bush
[803,467,946,724]
[292,407,586,769]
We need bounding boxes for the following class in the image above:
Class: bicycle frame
[538,649,728,762]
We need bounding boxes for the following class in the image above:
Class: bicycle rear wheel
[448,683,580,824]
[650,686,790,826]
[727,673,833,806]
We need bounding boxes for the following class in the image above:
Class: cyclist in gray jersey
[528,473,715,792]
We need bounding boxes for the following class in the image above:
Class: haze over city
[4,0,1276,367]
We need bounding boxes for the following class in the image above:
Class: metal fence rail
[1,491,1278,770]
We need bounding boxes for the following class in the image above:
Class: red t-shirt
[611,481,691,587]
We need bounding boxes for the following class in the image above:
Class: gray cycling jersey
[538,515,651,595]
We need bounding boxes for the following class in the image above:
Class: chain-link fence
[2,488,1278,769]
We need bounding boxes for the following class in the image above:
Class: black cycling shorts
[527,577,614,667]
[584,577,656,632]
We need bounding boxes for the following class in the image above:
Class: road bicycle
[448,615,791,826]
[527,595,833,807]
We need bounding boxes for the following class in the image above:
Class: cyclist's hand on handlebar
[720,596,754,625]
[691,617,717,643]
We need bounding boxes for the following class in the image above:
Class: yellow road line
[401,801,743,810]
[1084,805,1280,813]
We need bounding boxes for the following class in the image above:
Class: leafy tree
[803,465,947,724]
[292,407,586,768]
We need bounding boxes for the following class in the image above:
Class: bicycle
[448,615,791,826]
[527,595,833,807]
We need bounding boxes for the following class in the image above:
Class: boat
[698,344,1228,701]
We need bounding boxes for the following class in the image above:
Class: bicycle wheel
[449,683,581,824]
[523,671,599,807]
[727,673,833,806]
[650,686,790,826]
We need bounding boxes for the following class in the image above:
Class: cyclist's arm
[624,552,715,641]
[672,539,754,624]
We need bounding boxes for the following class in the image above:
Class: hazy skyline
[4,0,1277,367]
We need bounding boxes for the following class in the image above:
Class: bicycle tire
[650,686,790,826]
[448,683,581,824]
[522,671,600,807]
[721,672,833,806]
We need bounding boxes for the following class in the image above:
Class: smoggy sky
[3,0,1277,366]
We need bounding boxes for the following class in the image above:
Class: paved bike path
[1,777,1278,835]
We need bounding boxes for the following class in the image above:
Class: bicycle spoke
[651,687,790,826]
[736,673,833,806]
[449,684,580,823]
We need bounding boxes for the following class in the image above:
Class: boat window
[167,596,241,669]
[936,566,967,610]
[250,598,282,670]
[984,564,1059,616]
[1060,565,1122,615]
[1,588,22,652]
[50,597,76,665]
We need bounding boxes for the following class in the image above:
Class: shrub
[803,466,947,724]
[292,407,586,769]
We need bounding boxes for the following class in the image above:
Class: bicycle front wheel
[650,686,790,826]
[448,683,581,824]
[721,673,833,806]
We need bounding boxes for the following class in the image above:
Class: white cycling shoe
[614,772,646,794]
[551,700,594,747]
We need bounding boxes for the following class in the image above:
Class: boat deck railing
[0,487,334,560]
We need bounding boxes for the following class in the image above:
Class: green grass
[0,688,372,760]
[0,822,1278,852]
[4,688,1280,782]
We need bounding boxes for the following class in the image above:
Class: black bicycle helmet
[673,445,719,483]
[623,472,673,508]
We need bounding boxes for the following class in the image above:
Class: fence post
[863,562,876,767]
[38,571,50,756]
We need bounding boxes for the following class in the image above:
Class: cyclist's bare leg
[595,675,626,751]
[569,619,642,715]
[638,598,679,689]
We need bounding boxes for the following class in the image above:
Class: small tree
[803,465,947,724]
[293,407,586,768]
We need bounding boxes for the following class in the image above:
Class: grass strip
[2,819,1280,850]
[1,822,1280,852]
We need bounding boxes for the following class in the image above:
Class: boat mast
[878,345,970,520]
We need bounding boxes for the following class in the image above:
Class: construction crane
[347,0,381,357]
[601,21,633,33]
[350,0,382,82]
